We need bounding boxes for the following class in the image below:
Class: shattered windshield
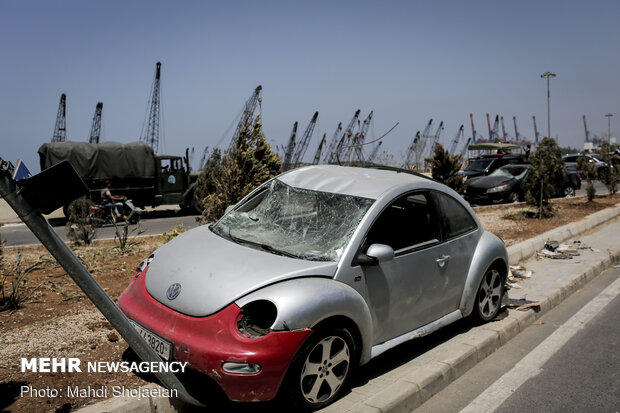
[490,166,528,179]
[212,179,374,261]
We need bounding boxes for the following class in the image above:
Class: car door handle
[436,255,450,267]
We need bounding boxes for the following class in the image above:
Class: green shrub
[66,197,100,245]
[425,143,465,193]
[524,137,565,218]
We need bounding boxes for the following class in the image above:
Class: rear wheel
[564,186,576,198]
[507,192,520,203]
[474,268,504,322]
[286,328,355,409]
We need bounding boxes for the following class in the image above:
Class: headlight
[135,253,154,274]
[237,300,277,339]
[486,184,509,194]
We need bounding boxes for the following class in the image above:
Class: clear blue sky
[1,0,619,171]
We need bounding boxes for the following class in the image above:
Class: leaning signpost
[0,156,202,407]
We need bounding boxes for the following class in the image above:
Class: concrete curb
[74,205,620,413]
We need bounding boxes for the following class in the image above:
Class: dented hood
[144,224,337,317]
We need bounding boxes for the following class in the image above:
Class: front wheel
[564,186,576,198]
[286,328,355,409]
[506,192,520,203]
[474,268,504,322]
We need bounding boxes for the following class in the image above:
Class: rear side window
[434,192,477,239]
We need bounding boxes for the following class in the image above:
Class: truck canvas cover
[38,141,155,180]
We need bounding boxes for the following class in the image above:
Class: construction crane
[330,110,360,163]
[487,114,500,142]
[312,133,326,165]
[459,137,472,159]
[323,122,342,163]
[532,116,541,143]
[352,111,374,163]
[449,125,465,154]
[140,62,162,153]
[430,121,444,153]
[229,85,262,150]
[52,93,67,142]
[470,113,486,143]
[290,112,319,168]
[583,115,591,142]
[281,122,298,171]
[415,119,433,169]
[513,116,531,145]
[367,141,383,163]
[403,131,420,169]
[88,102,103,144]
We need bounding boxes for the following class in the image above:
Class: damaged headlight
[135,253,154,275]
[237,300,277,339]
[486,184,509,194]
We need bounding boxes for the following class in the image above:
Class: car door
[431,191,480,310]
[359,190,457,344]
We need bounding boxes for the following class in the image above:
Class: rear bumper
[118,269,312,401]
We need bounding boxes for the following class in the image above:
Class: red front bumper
[118,269,312,401]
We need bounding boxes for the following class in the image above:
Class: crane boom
[312,133,326,165]
[533,116,540,143]
[415,119,433,169]
[291,112,319,168]
[89,102,103,144]
[460,137,472,159]
[281,122,298,172]
[229,85,262,150]
[353,111,373,162]
[140,62,162,153]
[368,141,383,163]
[52,93,67,142]
[323,123,343,163]
[450,125,464,154]
[404,131,420,169]
[583,115,590,142]
[513,116,520,141]
[330,110,360,163]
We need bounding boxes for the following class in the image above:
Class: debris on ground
[506,298,542,312]
[537,248,573,259]
[506,265,533,290]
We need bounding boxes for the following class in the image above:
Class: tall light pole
[540,71,556,140]
[605,113,613,142]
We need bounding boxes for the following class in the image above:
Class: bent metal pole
[0,160,203,407]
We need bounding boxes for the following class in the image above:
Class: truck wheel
[190,197,203,214]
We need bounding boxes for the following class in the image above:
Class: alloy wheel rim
[478,269,501,318]
[300,335,350,403]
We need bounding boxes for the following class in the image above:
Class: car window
[564,155,578,162]
[434,192,477,239]
[364,191,439,252]
[466,159,493,172]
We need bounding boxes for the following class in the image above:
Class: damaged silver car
[119,164,508,409]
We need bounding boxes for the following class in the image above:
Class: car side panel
[235,277,374,365]
[458,231,508,316]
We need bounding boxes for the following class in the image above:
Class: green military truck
[38,141,201,216]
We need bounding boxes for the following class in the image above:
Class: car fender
[459,231,508,317]
[235,277,374,365]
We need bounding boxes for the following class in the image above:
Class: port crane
[290,112,319,169]
[140,62,162,153]
[88,102,103,144]
[323,122,343,163]
[52,93,67,142]
[281,122,298,171]
[229,85,262,150]
[449,125,465,154]
[312,133,326,165]
[330,110,360,163]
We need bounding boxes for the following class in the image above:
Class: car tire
[474,268,504,322]
[564,186,576,198]
[285,327,356,410]
[507,192,520,203]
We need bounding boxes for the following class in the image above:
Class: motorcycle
[88,197,141,225]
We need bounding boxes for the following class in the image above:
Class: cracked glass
[212,179,374,261]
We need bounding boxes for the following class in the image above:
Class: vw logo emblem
[166,283,182,300]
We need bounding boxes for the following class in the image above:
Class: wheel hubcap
[478,269,501,318]
[300,335,350,403]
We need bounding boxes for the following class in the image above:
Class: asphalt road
[0,211,202,247]
[413,264,620,413]
[574,179,608,197]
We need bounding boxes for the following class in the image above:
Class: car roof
[278,164,431,199]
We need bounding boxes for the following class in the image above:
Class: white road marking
[460,275,620,413]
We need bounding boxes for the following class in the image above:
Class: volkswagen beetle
[118,165,508,409]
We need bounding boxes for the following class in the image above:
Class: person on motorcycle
[101,182,124,217]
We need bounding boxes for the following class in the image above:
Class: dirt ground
[0,195,618,413]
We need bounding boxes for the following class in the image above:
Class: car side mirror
[358,243,395,266]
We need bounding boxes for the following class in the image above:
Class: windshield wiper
[227,230,299,259]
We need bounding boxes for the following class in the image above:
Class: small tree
[577,155,597,201]
[425,143,465,193]
[524,137,565,218]
[195,115,281,222]
[597,144,619,196]
[66,197,101,245]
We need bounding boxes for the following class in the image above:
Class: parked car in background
[456,153,527,182]
[465,164,581,205]
[562,154,611,180]
[119,165,509,409]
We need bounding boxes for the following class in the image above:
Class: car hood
[467,175,514,189]
[144,224,337,317]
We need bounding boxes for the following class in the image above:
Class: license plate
[129,320,173,360]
